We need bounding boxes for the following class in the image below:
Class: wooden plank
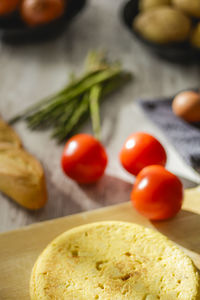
[0,187,200,300]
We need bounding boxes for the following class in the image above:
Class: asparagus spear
[89,84,102,141]
[9,52,132,142]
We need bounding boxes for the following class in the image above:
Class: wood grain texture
[0,187,200,300]
[0,0,200,233]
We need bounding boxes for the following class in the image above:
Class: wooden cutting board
[0,186,200,300]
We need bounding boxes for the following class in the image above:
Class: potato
[133,7,191,44]
[172,0,200,18]
[190,23,200,48]
[139,0,171,11]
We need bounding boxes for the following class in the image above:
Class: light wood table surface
[0,0,200,233]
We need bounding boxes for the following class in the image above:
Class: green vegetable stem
[9,51,132,142]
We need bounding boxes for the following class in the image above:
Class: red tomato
[131,165,183,220]
[119,132,167,176]
[0,0,20,15]
[61,134,108,184]
[20,0,65,27]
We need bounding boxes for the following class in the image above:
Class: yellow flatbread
[30,221,200,299]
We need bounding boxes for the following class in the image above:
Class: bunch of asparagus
[10,51,132,142]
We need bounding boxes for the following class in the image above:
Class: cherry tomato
[119,132,167,176]
[61,134,108,184]
[20,0,65,27]
[0,0,20,15]
[131,165,183,220]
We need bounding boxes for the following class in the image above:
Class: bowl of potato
[122,0,200,61]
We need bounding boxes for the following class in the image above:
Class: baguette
[0,144,47,210]
[0,118,22,148]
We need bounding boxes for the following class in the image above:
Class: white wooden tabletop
[0,0,200,233]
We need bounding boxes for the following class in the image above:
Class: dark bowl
[0,0,87,44]
[122,0,200,62]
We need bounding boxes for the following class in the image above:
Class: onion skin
[172,91,200,122]
[20,0,65,27]
[0,0,20,15]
